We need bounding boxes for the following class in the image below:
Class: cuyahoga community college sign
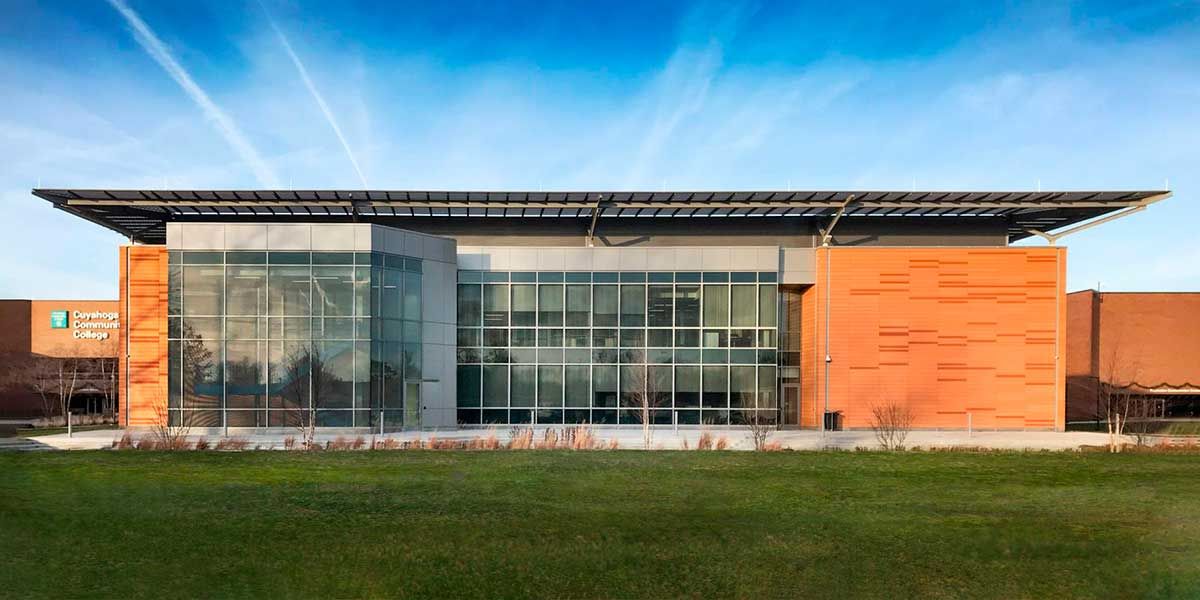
[51,309,119,341]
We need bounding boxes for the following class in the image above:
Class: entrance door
[782,384,801,427]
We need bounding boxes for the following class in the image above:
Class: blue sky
[0,0,1197,298]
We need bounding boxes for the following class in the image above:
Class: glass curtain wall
[456,271,778,426]
[167,251,423,428]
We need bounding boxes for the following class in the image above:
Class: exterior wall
[29,300,120,358]
[457,245,781,273]
[164,222,458,429]
[119,245,170,426]
[811,246,1066,430]
[798,285,820,428]
[1065,291,1200,420]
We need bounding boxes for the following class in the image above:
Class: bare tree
[621,354,663,449]
[1097,335,1151,451]
[147,398,194,450]
[93,357,118,418]
[869,401,914,451]
[283,345,336,449]
[744,410,775,451]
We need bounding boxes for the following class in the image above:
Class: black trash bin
[823,411,843,431]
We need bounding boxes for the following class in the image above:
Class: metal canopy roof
[31,188,1170,244]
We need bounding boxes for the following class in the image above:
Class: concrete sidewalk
[15,427,1119,452]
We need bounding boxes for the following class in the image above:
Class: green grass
[14,424,118,438]
[2,451,1198,599]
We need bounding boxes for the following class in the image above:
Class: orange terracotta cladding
[810,246,1066,431]
[118,245,169,426]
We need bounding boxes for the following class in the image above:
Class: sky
[0,0,1197,299]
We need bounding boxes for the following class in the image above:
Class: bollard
[967,412,973,438]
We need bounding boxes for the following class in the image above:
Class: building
[0,299,121,418]
[1066,291,1200,423]
[31,188,1171,431]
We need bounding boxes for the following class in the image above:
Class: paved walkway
[9,427,1121,452]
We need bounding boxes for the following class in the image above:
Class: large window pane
[225,341,265,409]
[675,285,700,326]
[759,285,778,327]
[647,285,673,327]
[593,365,618,408]
[483,365,508,408]
[620,285,645,327]
[537,365,563,408]
[702,365,728,408]
[182,336,222,411]
[403,272,421,321]
[538,284,563,326]
[649,366,672,407]
[313,266,355,317]
[457,284,481,326]
[226,266,267,316]
[511,284,536,326]
[703,284,728,327]
[565,365,589,408]
[731,285,756,327]
[183,265,224,316]
[593,285,618,327]
[315,341,353,409]
[381,269,403,319]
[758,366,777,410]
[483,284,509,327]
[457,365,482,408]
[511,365,535,407]
[269,266,311,316]
[619,365,644,408]
[676,366,700,408]
[731,366,756,409]
[566,285,590,326]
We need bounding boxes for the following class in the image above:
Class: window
[703,284,728,327]
[676,366,700,408]
[593,285,618,326]
[457,285,481,326]
[512,284,536,326]
[620,285,645,327]
[483,284,509,327]
[566,285,590,326]
[731,285,756,327]
[538,284,564,326]
[647,285,673,327]
[482,365,507,408]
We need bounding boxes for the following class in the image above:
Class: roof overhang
[31,188,1171,245]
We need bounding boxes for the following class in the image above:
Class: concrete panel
[165,223,182,248]
[593,248,621,271]
[383,229,406,256]
[355,225,374,251]
[537,249,566,271]
[458,251,485,270]
[646,248,675,271]
[225,225,268,250]
[757,247,781,271]
[403,232,423,257]
[509,248,538,270]
[701,248,731,271]
[180,224,225,249]
[562,248,592,271]
[781,248,816,284]
[425,236,455,263]
[617,248,648,271]
[729,247,759,271]
[676,247,702,270]
[266,224,312,250]
[310,224,357,251]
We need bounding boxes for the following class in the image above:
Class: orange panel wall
[29,300,120,358]
[118,245,169,426]
[812,246,1066,430]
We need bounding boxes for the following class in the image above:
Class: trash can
[823,411,843,431]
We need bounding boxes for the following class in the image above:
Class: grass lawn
[2,451,1198,599]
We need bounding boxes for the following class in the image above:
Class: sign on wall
[52,309,120,341]
[49,310,69,329]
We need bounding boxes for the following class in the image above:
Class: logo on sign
[50,310,69,329]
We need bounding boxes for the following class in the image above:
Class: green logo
[50,310,68,329]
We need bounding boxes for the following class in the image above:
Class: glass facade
[455,271,779,426]
[167,250,423,428]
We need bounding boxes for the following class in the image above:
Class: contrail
[264,9,369,188]
[106,0,280,187]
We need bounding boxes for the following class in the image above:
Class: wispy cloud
[106,0,279,187]
[263,7,369,188]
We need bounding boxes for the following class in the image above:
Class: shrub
[869,401,915,451]
[215,437,249,451]
[715,435,730,451]
[697,430,714,450]
[113,433,133,449]
[508,428,533,450]
[351,436,367,450]
[193,437,210,451]
[283,436,296,450]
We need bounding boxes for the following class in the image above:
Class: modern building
[31,188,1171,431]
[0,299,121,418]
[1066,290,1200,423]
